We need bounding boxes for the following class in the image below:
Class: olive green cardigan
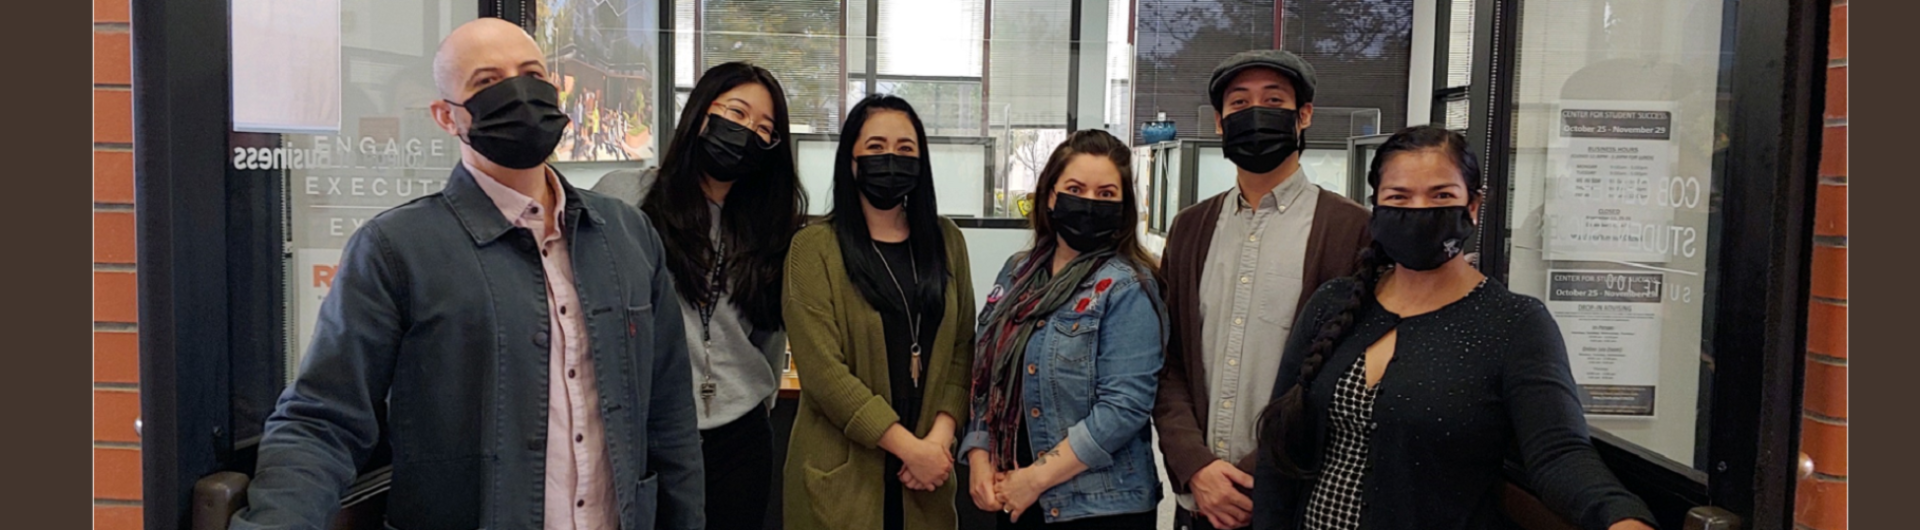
[781,218,976,530]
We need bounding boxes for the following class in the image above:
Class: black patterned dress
[1303,353,1379,530]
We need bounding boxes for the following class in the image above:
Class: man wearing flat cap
[1152,49,1372,530]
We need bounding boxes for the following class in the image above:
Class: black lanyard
[697,236,726,414]
[697,237,727,344]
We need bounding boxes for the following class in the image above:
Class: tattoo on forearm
[1034,446,1063,467]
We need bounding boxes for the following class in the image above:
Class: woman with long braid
[1248,126,1657,530]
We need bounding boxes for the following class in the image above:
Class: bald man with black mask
[231,18,704,530]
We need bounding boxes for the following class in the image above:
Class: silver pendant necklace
[871,240,923,388]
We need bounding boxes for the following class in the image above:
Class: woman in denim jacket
[961,130,1167,529]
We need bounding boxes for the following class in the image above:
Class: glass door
[135,2,505,527]
[1469,0,1827,528]
[1502,0,1731,472]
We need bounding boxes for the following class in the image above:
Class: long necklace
[870,240,924,388]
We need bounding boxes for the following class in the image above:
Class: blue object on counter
[1141,120,1177,144]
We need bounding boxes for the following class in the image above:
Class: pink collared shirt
[469,162,616,530]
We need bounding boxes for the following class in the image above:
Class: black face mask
[1049,193,1126,253]
[1221,106,1304,174]
[1369,205,1477,271]
[447,75,570,170]
[855,154,920,210]
[698,114,778,182]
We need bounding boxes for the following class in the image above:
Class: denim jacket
[231,164,704,530]
[960,252,1167,523]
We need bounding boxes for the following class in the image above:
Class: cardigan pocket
[802,446,873,528]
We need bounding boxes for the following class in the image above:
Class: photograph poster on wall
[538,0,660,163]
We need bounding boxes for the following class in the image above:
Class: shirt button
[560,305,568,315]
[1027,364,1037,375]
[1222,399,1234,409]
[568,369,577,379]
[1248,234,1258,242]
[534,331,550,348]
[1030,408,1042,418]
[1034,321,1045,330]
[1240,276,1250,284]
[1216,441,1228,450]
[576,499,585,508]
[575,433,584,443]
[1051,508,1060,517]
[1228,358,1238,367]
[1233,317,1243,326]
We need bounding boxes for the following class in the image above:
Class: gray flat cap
[1208,49,1318,110]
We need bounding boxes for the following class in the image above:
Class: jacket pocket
[385,455,484,529]
[1064,464,1115,496]
[631,472,659,529]
[624,303,654,340]
[381,516,483,529]
[1049,316,1099,391]
[383,523,480,530]
[1050,316,1099,362]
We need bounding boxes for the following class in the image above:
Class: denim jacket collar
[444,162,606,246]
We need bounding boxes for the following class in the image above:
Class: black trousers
[700,408,773,530]
[1175,507,1223,530]
[997,509,1156,530]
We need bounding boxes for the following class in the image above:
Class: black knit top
[1250,278,1656,530]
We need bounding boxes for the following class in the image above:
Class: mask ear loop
[1468,189,1489,269]
[441,99,473,146]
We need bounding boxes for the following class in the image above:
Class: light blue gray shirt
[1179,169,1318,510]
[594,169,786,429]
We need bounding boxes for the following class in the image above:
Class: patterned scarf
[970,243,1114,470]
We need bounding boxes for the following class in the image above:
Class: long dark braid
[1254,124,1481,477]
[1256,243,1390,477]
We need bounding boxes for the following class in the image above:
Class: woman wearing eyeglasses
[597,61,809,530]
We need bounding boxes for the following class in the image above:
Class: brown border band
[1847,1,1908,529]
[8,0,98,526]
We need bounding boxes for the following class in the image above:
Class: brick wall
[1795,1,1847,529]
[94,0,142,527]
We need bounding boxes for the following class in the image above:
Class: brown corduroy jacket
[1152,186,1372,495]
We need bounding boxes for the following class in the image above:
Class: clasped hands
[967,450,1049,522]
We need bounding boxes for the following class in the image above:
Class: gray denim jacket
[231,164,704,530]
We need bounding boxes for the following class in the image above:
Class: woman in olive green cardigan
[782,95,976,530]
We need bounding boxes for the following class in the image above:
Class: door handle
[1683,506,1740,530]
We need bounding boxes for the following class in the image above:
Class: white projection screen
[231,0,343,133]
